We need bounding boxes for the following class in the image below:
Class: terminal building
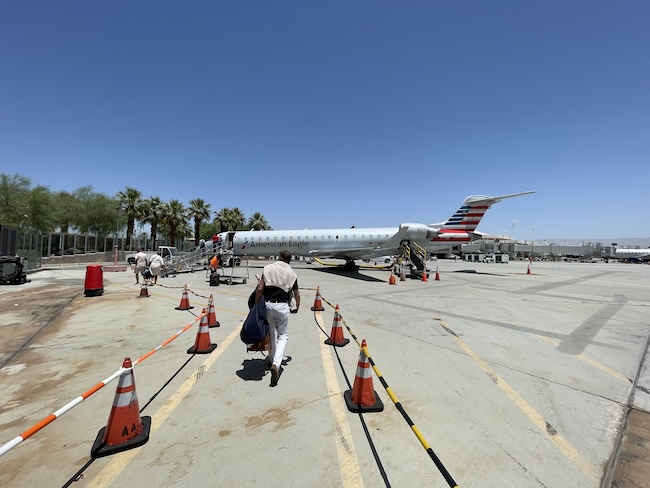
[447,237,650,263]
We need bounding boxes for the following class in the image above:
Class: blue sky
[1,1,648,240]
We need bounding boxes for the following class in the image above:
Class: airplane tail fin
[436,191,536,233]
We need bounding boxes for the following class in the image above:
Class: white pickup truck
[125,246,179,265]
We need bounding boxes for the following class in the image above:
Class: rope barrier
[0,312,205,458]
[318,293,460,488]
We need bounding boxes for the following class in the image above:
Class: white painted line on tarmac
[85,323,242,488]
[316,311,364,488]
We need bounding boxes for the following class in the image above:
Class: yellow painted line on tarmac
[315,311,364,488]
[436,319,597,480]
[577,353,630,382]
[535,335,629,382]
[86,324,242,488]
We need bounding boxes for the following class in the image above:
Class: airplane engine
[399,224,437,240]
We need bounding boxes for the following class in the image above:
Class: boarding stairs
[399,241,428,279]
[162,246,213,277]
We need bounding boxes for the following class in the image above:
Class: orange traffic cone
[137,284,149,298]
[90,357,151,458]
[311,286,325,311]
[187,311,217,354]
[175,284,194,310]
[324,305,350,347]
[421,268,428,282]
[527,265,531,275]
[435,267,440,281]
[344,340,384,413]
[389,269,396,285]
[206,294,220,328]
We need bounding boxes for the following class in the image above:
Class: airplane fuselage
[219,226,469,262]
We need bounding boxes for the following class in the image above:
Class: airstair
[162,246,212,277]
[399,241,429,279]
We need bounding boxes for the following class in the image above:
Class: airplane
[215,191,536,270]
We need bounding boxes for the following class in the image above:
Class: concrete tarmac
[1,259,649,487]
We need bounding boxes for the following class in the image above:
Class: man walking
[254,250,300,387]
[134,248,148,284]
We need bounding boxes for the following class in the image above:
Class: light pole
[531,225,535,245]
[511,221,517,241]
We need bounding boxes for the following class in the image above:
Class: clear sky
[1,1,648,241]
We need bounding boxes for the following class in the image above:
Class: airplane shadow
[453,269,507,276]
[312,267,386,282]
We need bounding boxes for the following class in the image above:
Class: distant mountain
[541,237,650,247]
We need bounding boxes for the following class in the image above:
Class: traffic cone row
[311,286,325,311]
[91,357,151,458]
[324,305,349,347]
[206,294,220,328]
[344,339,384,413]
[187,311,217,354]
[175,284,194,310]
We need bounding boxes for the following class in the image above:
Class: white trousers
[266,302,289,368]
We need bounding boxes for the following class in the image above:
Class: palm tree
[213,207,230,233]
[163,199,187,247]
[116,187,144,249]
[230,207,246,230]
[247,212,271,231]
[142,196,165,250]
[188,198,212,246]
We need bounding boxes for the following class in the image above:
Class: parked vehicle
[126,246,179,265]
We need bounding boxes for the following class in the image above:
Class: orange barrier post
[187,311,217,354]
[435,267,440,281]
[311,286,325,311]
[206,294,220,328]
[344,340,384,413]
[137,284,149,298]
[324,305,350,347]
[389,269,396,285]
[175,284,194,310]
[90,357,151,458]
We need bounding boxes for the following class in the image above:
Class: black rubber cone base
[175,305,194,310]
[84,288,104,297]
[344,390,384,413]
[208,321,220,328]
[324,337,350,347]
[311,305,325,311]
[187,343,217,354]
[90,416,151,458]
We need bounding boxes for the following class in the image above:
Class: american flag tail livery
[432,191,536,243]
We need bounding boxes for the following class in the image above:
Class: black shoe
[270,364,279,387]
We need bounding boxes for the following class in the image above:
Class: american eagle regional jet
[216,191,535,267]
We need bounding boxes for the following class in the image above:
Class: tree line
[0,173,271,248]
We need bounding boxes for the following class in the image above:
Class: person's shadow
[235,356,292,382]
[236,358,268,381]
